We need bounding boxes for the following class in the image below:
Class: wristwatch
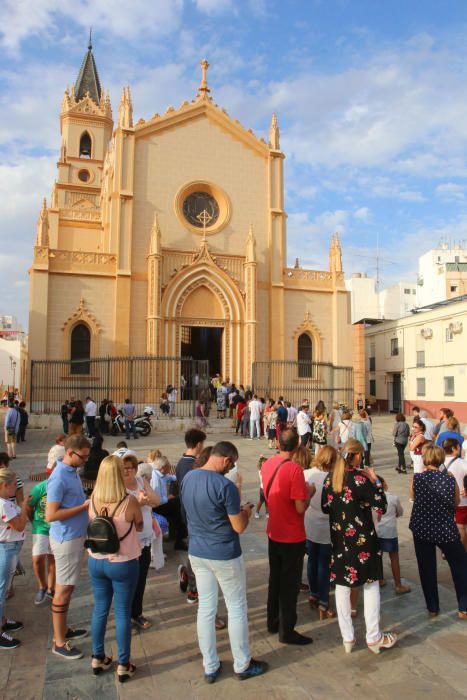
[375,479,382,488]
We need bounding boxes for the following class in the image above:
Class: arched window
[298,333,313,378]
[70,323,91,375]
[79,131,92,158]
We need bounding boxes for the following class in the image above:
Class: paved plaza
[1,416,466,700]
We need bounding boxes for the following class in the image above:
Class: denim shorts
[378,537,399,553]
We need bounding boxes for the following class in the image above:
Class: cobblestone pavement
[2,416,466,699]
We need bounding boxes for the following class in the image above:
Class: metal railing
[252,360,354,410]
[30,356,209,417]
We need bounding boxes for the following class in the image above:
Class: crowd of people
[0,397,466,687]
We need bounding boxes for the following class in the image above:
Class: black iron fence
[252,360,354,410]
[30,356,209,417]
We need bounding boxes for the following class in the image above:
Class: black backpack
[84,496,133,554]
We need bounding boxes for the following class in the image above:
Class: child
[26,478,56,605]
[265,403,278,450]
[376,476,411,594]
[254,456,269,519]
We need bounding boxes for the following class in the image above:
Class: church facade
[28,44,353,392]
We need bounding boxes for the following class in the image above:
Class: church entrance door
[181,326,223,376]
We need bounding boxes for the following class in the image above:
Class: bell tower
[55,34,113,217]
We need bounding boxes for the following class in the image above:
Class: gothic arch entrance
[160,260,245,381]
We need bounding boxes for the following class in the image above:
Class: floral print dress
[321,469,387,587]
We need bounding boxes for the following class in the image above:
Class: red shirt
[262,456,307,543]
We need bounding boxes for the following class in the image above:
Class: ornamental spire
[149,213,161,256]
[246,223,256,263]
[197,59,211,99]
[118,86,133,128]
[329,232,343,273]
[269,112,280,149]
[35,198,49,247]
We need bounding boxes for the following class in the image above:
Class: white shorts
[32,534,52,557]
[50,536,85,586]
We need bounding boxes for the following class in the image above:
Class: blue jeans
[124,418,137,439]
[306,539,331,607]
[88,557,139,664]
[189,554,250,674]
[0,541,23,620]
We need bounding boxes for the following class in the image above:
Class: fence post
[191,358,196,418]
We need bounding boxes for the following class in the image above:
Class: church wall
[132,117,270,279]
[283,290,335,363]
[256,287,270,361]
[57,224,103,251]
[129,280,148,356]
[45,275,115,360]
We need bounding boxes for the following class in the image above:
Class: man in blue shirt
[181,441,268,684]
[46,434,91,661]
[121,398,138,439]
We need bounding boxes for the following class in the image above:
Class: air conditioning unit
[420,327,433,339]
[449,322,463,334]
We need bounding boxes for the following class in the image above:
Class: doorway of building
[181,326,223,376]
[388,373,402,413]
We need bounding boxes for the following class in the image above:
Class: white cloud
[354,207,371,221]
[435,182,465,202]
[194,0,234,14]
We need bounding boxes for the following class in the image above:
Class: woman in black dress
[322,438,397,654]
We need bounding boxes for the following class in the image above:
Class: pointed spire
[197,59,211,99]
[269,112,280,149]
[149,213,161,255]
[246,224,256,262]
[294,257,300,269]
[118,87,133,128]
[329,232,343,273]
[35,198,49,247]
[74,35,102,104]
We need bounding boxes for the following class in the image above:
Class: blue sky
[2,0,467,326]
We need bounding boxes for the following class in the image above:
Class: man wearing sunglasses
[46,434,91,661]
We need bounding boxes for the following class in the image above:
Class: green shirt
[27,480,50,536]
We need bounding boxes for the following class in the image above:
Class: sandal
[368,631,397,654]
[117,662,136,683]
[132,615,151,630]
[92,655,113,675]
[308,595,319,609]
[215,616,226,630]
[319,605,336,620]
[343,639,356,654]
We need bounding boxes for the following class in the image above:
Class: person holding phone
[181,441,268,683]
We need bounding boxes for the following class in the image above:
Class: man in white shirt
[443,437,467,548]
[249,395,263,439]
[84,396,97,438]
[296,406,312,446]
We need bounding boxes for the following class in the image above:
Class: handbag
[265,458,289,501]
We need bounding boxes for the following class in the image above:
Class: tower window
[79,132,92,158]
[70,323,91,374]
[297,333,313,378]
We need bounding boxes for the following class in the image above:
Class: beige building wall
[365,297,467,420]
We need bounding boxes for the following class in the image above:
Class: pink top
[88,496,141,562]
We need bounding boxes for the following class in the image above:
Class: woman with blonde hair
[304,445,338,618]
[409,444,467,619]
[87,455,143,682]
[322,439,397,654]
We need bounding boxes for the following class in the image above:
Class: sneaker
[187,591,199,605]
[52,641,84,660]
[204,661,222,684]
[0,632,21,650]
[254,512,260,519]
[237,658,269,680]
[178,564,188,593]
[395,584,411,595]
[35,589,47,606]
[2,620,23,632]
[65,627,88,640]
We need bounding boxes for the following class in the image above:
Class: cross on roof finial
[197,59,210,98]
[88,27,92,50]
